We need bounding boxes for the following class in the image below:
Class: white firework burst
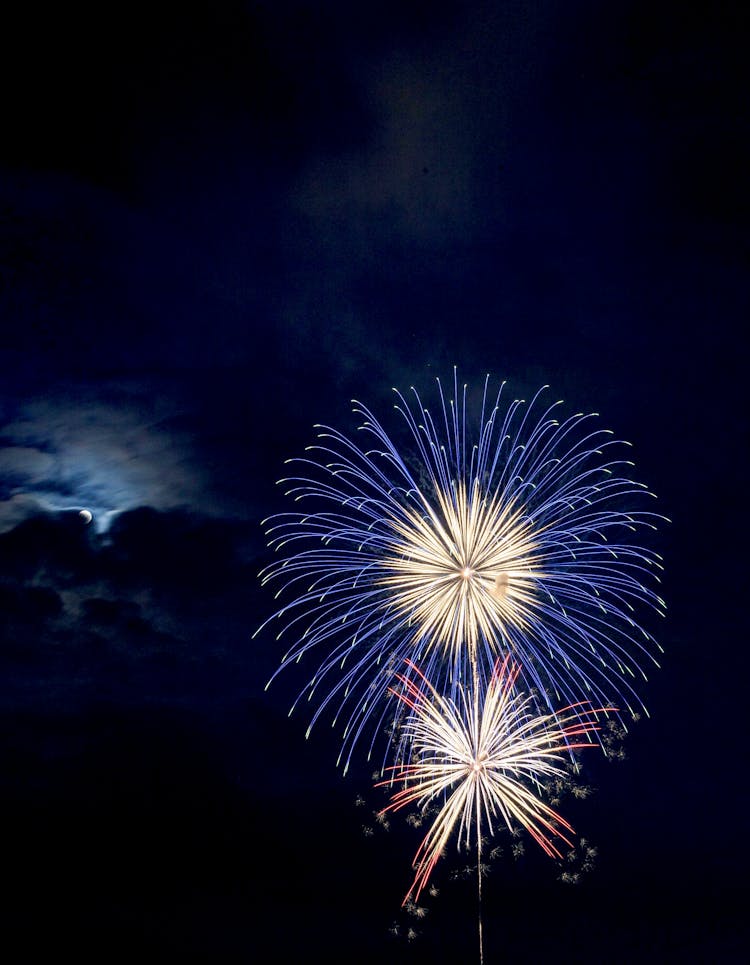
[379,656,610,905]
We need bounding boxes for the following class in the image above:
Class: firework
[379,657,611,905]
[255,372,665,769]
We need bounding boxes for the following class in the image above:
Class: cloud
[0,493,50,532]
[0,507,269,716]
[294,50,482,248]
[0,447,55,482]
[0,383,235,532]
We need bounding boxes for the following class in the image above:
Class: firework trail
[379,656,611,905]
[379,656,612,964]
[255,372,666,770]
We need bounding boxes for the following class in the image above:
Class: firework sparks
[255,372,666,769]
[379,657,612,905]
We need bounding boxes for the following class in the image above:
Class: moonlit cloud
[0,446,56,482]
[0,384,219,532]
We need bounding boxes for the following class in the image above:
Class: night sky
[1,3,747,962]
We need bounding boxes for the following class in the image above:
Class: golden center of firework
[379,481,543,660]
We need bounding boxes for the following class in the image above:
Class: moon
[79,509,93,524]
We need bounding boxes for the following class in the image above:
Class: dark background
[1,2,746,961]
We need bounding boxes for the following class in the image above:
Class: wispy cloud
[0,383,219,532]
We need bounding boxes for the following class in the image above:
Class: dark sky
[1,2,746,962]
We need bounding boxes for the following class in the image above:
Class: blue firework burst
[255,372,666,771]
